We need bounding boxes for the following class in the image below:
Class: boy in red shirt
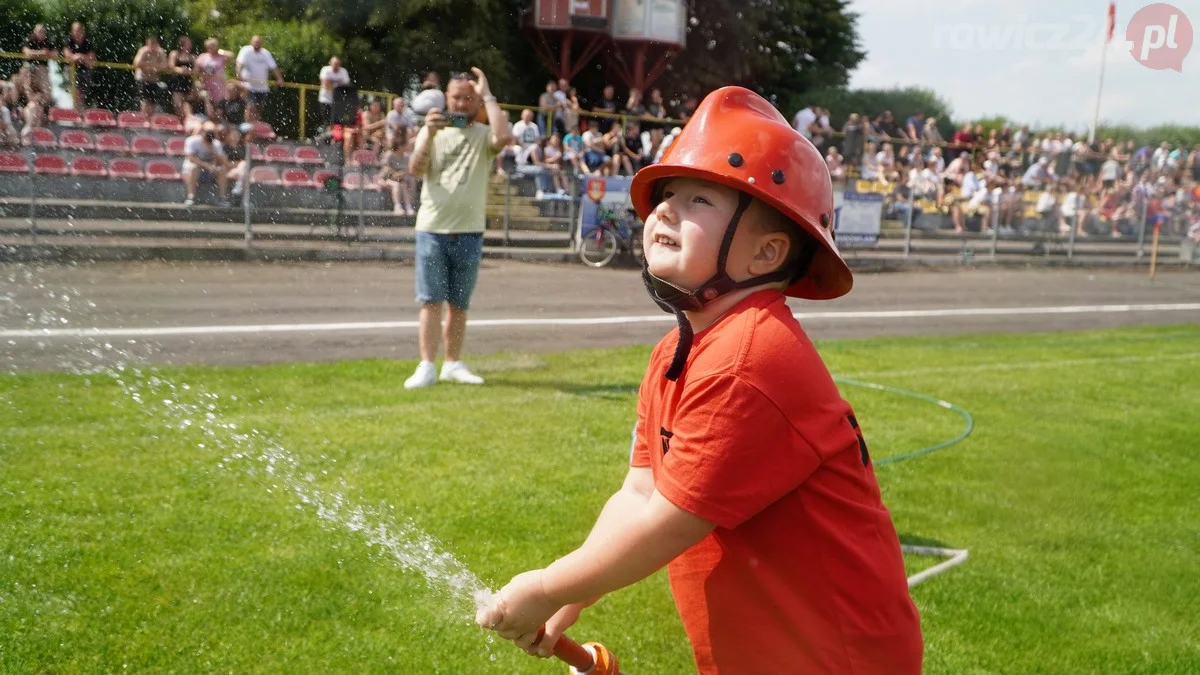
[477,87,923,674]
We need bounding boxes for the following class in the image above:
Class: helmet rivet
[820,213,831,228]
[772,169,785,184]
[703,288,718,300]
[727,153,744,168]
[748,176,756,184]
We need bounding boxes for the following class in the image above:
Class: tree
[0,0,43,56]
[802,86,956,140]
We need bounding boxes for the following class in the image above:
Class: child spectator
[378,132,415,216]
[562,124,584,174]
[826,146,845,181]
[541,133,569,195]
[476,87,923,674]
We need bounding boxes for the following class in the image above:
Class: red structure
[522,0,687,91]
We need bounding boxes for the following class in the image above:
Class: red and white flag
[1106,2,1116,42]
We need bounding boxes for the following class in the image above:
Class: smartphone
[448,112,469,128]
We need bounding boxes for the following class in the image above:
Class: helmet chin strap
[641,192,818,381]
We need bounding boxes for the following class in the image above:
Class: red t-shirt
[632,291,923,674]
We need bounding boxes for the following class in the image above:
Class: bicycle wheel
[579,228,619,267]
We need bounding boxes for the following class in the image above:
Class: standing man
[318,56,351,128]
[62,22,96,111]
[404,67,513,389]
[236,35,284,123]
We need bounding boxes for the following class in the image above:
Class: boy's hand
[475,570,560,650]
[525,602,587,658]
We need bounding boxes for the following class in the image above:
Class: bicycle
[578,204,644,268]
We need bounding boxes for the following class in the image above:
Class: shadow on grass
[898,533,955,549]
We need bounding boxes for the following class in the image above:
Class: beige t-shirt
[414,123,498,234]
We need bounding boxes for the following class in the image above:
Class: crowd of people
[801,106,1200,240]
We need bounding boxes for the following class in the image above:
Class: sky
[846,0,1199,130]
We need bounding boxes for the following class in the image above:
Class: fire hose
[534,626,620,675]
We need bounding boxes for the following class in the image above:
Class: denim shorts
[415,231,484,309]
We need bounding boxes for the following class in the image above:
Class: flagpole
[1090,3,1114,144]
[1089,39,1108,143]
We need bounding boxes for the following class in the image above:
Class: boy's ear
[748,230,792,276]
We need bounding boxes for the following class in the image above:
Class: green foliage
[0,0,43,54]
[39,0,192,63]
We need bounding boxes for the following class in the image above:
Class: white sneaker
[440,361,484,385]
[183,196,194,207]
[404,361,438,389]
[535,190,546,200]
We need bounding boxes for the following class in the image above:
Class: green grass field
[2,324,1199,673]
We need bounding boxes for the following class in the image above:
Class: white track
[2,302,1198,339]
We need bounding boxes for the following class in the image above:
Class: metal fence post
[567,171,580,252]
[503,170,512,246]
[357,168,365,239]
[27,149,37,246]
[243,150,253,247]
[989,194,1000,259]
[1135,198,1148,261]
[902,184,914,258]
[1066,203,1078,261]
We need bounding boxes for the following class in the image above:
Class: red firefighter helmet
[630,86,852,300]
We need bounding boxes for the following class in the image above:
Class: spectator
[592,83,618,134]
[537,80,558,135]
[20,24,56,96]
[615,119,643,176]
[873,110,899,139]
[811,107,833,150]
[1059,180,1089,236]
[181,122,231,207]
[1021,155,1052,190]
[352,98,387,154]
[623,88,647,117]
[562,123,584,174]
[62,22,96,111]
[580,118,609,175]
[378,131,415,216]
[220,80,248,126]
[195,39,234,121]
[877,142,899,184]
[182,91,208,135]
[133,35,168,117]
[236,35,284,123]
[645,88,667,122]
[168,36,197,118]
[1189,145,1200,182]
[318,56,351,128]
[950,159,987,233]
[0,95,17,148]
[861,141,881,181]
[642,126,670,165]
[540,134,568,193]
[222,123,251,199]
[1099,149,1121,193]
[921,117,943,148]
[950,123,975,155]
[404,67,512,389]
[841,112,864,168]
[385,96,415,144]
[825,146,845,181]
[552,78,571,134]
[904,110,925,143]
[676,95,698,124]
[792,103,817,140]
[511,108,541,163]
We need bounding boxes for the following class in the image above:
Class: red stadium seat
[58,129,94,151]
[70,156,107,178]
[250,144,265,162]
[150,113,184,133]
[145,160,182,181]
[33,155,70,176]
[311,169,338,189]
[342,170,380,191]
[294,146,323,165]
[265,144,292,163]
[22,127,57,148]
[132,136,166,156]
[0,152,30,173]
[252,121,275,139]
[250,166,280,186]
[166,137,187,157]
[351,150,377,167]
[117,111,149,129]
[95,132,129,154]
[108,158,144,180]
[83,108,117,128]
[49,108,82,126]
[280,168,311,187]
